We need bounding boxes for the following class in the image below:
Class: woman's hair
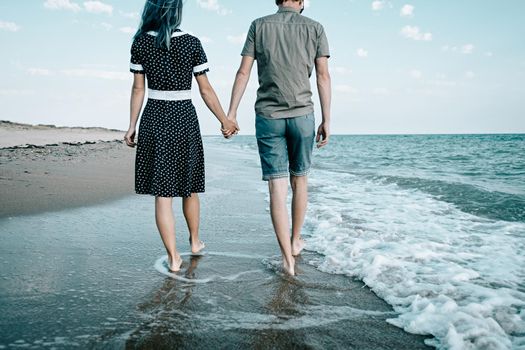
[134,0,183,50]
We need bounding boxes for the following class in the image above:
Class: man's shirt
[241,6,330,119]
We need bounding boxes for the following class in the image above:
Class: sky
[1,0,524,135]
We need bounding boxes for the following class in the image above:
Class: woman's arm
[195,73,238,137]
[124,73,146,147]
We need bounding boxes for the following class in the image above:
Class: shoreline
[0,120,125,149]
[0,140,135,218]
[0,119,135,218]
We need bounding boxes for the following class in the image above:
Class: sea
[224,134,525,350]
[1,134,523,349]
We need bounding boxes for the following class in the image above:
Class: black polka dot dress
[130,29,209,198]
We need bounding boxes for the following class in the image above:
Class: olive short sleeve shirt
[241,7,330,119]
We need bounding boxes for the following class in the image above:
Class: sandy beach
[0,121,432,349]
[0,121,134,218]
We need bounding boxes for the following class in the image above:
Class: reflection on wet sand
[249,274,310,348]
[125,256,203,349]
[118,253,432,350]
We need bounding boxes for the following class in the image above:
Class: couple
[124,0,331,276]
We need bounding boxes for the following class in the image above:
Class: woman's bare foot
[190,238,205,255]
[292,238,305,257]
[283,256,295,276]
[167,254,183,272]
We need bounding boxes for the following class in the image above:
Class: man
[227,0,332,275]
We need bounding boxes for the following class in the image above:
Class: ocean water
[224,134,525,350]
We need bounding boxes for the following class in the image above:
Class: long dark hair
[134,0,183,50]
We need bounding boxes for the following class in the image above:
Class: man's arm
[315,56,332,148]
[195,73,237,137]
[227,55,255,121]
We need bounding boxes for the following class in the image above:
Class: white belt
[148,89,192,101]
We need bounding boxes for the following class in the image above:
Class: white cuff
[193,62,209,74]
[130,62,144,71]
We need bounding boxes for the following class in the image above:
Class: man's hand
[221,118,240,139]
[316,122,330,148]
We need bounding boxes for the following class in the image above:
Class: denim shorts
[255,113,316,181]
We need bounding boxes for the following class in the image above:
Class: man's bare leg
[155,196,182,271]
[183,193,205,254]
[268,178,295,275]
[291,175,308,256]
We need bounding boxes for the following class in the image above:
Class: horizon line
[2,120,524,136]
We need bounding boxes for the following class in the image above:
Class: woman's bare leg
[183,193,205,254]
[155,196,182,271]
[268,178,295,275]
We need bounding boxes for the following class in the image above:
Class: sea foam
[305,169,525,349]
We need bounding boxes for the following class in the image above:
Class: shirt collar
[277,6,301,14]
[147,29,187,38]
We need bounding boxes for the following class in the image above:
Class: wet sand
[0,123,432,349]
[0,121,133,218]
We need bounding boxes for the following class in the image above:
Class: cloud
[27,68,53,76]
[0,20,21,32]
[0,89,35,96]
[462,44,474,54]
[428,79,457,87]
[465,71,475,79]
[44,0,81,12]
[83,1,112,15]
[442,44,477,55]
[119,10,139,19]
[400,4,414,17]
[372,1,385,11]
[100,22,112,31]
[335,85,358,94]
[227,33,246,45]
[372,87,390,95]
[304,0,311,8]
[119,27,136,34]
[199,36,213,43]
[333,66,352,75]
[61,69,129,80]
[196,0,231,16]
[357,48,368,58]
[400,25,432,41]
[372,0,394,11]
[44,0,112,15]
[484,51,493,57]
[410,69,422,79]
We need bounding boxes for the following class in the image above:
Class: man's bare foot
[190,239,205,255]
[167,254,183,272]
[292,238,305,256]
[283,256,295,276]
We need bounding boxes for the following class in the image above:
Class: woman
[124,0,238,272]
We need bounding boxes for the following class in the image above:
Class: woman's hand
[124,128,136,147]
[221,118,239,139]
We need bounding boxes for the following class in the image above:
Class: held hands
[316,122,330,148]
[124,128,136,147]
[221,115,240,139]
